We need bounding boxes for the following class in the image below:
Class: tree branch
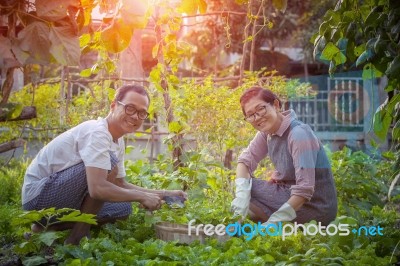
[239,0,254,85]
[182,11,247,19]
[0,106,37,122]
[249,1,264,71]
[0,138,26,154]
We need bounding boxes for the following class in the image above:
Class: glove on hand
[265,202,296,224]
[231,178,252,218]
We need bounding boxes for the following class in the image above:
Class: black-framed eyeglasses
[118,101,149,120]
[244,105,269,123]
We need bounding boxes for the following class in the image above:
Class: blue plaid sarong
[23,151,132,220]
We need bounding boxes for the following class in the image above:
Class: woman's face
[242,97,281,134]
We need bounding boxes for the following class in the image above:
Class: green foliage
[0,102,23,120]
[313,0,400,141]
[331,147,391,221]
[1,148,399,265]
[6,208,97,265]
[0,0,150,67]
[0,204,22,244]
[0,1,398,265]
[1,81,112,145]
[0,159,27,204]
[13,208,97,230]
[149,71,314,165]
[126,149,234,224]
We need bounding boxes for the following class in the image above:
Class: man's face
[112,91,149,134]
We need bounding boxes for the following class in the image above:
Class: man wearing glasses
[22,85,186,245]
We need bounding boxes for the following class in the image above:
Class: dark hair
[239,86,281,115]
[114,84,150,103]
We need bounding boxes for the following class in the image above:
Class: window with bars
[288,77,369,132]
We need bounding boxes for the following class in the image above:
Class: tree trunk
[239,0,253,85]
[224,149,233,169]
[0,68,15,105]
[155,7,184,171]
[249,3,263,71]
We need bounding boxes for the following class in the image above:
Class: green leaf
[125,145,135,154]
[329,60,336,75]
[14,241,37,254]
[9,103,23,119]
[362,63,383,79]
[1,103,24,120]
[318,21,330,36]
[36,0,80,21]
[13,210,43,226]
[342,11,356,23]
[100,19,133,53]
[57,211,97,225]
[16,21,51,64]
[79,68,92,77]
[49,25,80,65]
[262,254,275,262]
[206,177,217,190]
[393,120,400,140]
[168,121,182,133]
[356,49,374,67]
[337,38,348,52]
[79,34,91,47]
[120,0,148,28]
[313,35,326,60]
[333,52,347,66]
[22,256,48,266]
[385,55,400,78]
[179,0,208,15]
[373,35,387,55]
[152,43,159,59]
[39,231,60,246]
[364,6,383,26]
[197,0,207,13]
[354,44,365,57]
[320,42,340,61]
[373,106,392,140]
[391,21,400,34]
[0,36,21,68]
[272,0,287,12]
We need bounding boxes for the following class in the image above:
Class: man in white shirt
[22,84,186,245]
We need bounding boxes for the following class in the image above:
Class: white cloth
[231,177,252,218]
[22,118,126,204]
[266,202,296,224]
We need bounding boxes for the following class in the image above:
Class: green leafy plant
[331,147,390,221]
[10,208,97,265]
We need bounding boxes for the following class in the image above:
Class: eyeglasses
[244,105,269,123]
[118,101,149,120]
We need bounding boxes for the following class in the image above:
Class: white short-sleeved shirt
[22,118,126,204]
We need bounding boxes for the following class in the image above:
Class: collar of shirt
[98,117,121,151]
[272,109,297,137]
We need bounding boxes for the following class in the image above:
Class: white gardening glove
[231,178,252,219]
[265,202,296,224]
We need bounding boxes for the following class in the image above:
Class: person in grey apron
[231,86,337,226]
